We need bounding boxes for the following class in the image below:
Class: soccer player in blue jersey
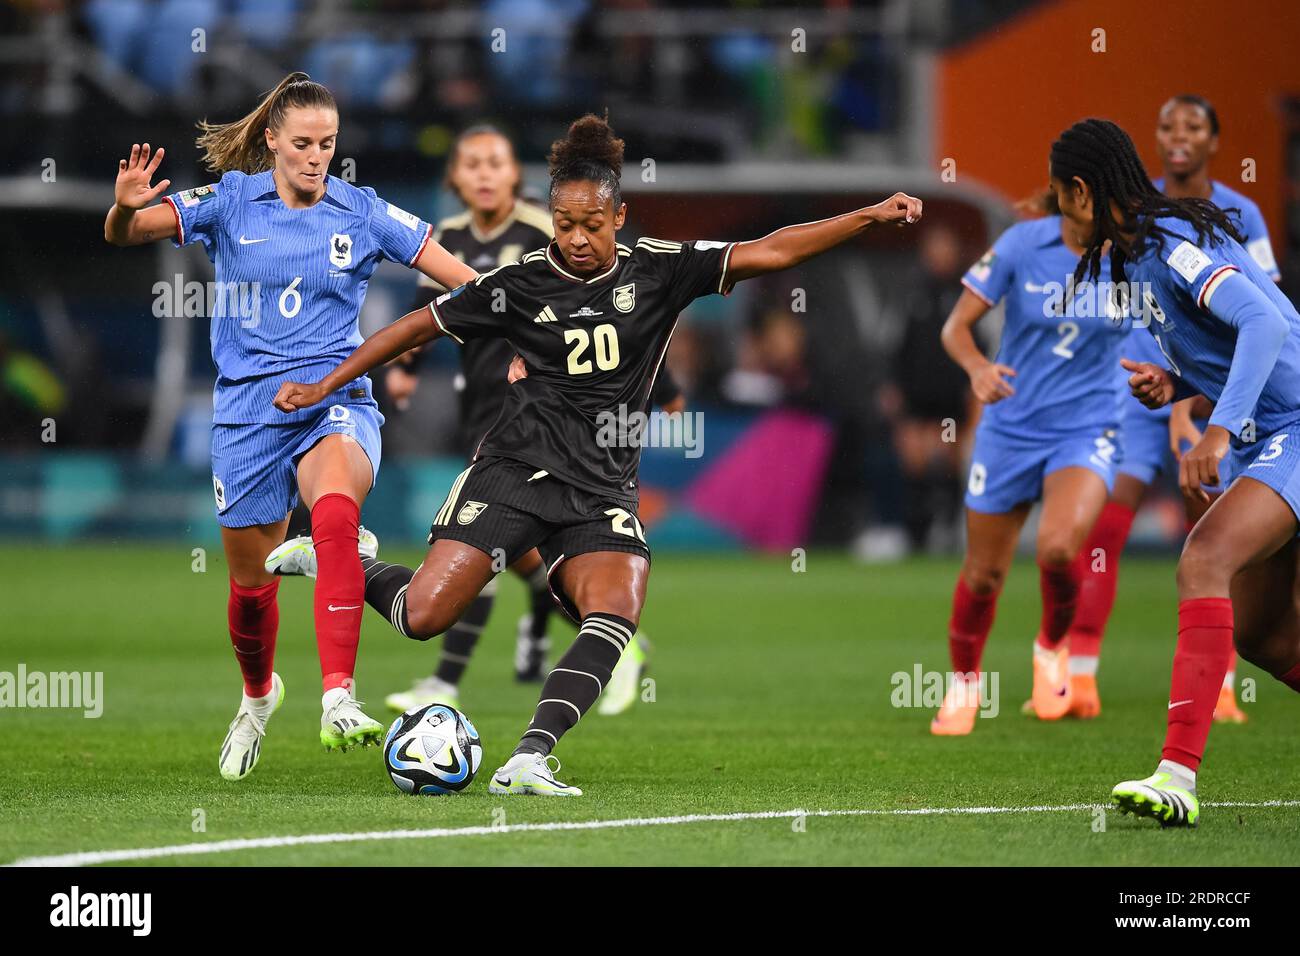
[930,194,1128,735]
[1046,117,1300,826]
[1068,96,1281,722]
[104,73,475,781]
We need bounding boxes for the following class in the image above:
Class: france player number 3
[565,324,621,375]
[279,277,303,319]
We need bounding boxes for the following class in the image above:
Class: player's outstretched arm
[412,241,478,292]
[104,143,178,246]
[273,309,441,412]
[726,192,922,283]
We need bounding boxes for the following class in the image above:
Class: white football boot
[264,526,379,578]
[384,675,460,713]
[320,686,385,751]
[219,673,285,781]
[488,752,583,796]
[598,632,649,716]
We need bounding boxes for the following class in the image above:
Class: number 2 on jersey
[1052,320,1079,359]
[565,324,621,375]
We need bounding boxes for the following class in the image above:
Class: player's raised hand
[507,354,529,383]
[115,143,171,211]
[1120,358,1174,409]
[868,192,923,225]
[1179,425,1230,504]
[970,362,1016,404]
[273,381,327,413]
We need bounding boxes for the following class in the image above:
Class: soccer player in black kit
[275,114,922,795]
[382,124,683,713]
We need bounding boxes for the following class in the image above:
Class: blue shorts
[1117,403,1170,485]
[965,423,1121,514]
[210,402,384,528]
[1228,424,1300,526]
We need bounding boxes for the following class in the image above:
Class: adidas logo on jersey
[534,306,559,323]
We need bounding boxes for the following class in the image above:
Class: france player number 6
[565,324,621,375]
[279,276,303,319]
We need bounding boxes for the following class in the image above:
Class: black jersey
[429,237,734,501]
[411,202,554,453]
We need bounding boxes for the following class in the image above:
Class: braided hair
[1049,118,1244,285]
[547,113,624,208]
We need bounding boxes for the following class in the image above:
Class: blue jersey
[165,171,433,424]
[1124,179,1278,380]
[1129,215,1300,439]
[962,216,1125,436]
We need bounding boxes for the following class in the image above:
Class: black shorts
[427,456,650,622]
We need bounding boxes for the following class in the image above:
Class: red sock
[1162,597,1234,772]
[1035,555,1083,650]
[1276,660,1300,694]
[1068,502,1136,658]
[228,578,279,697]
[312,493,364,693]
[949,576,999,675]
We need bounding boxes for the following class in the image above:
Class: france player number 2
[565,324,621,375]
[1052,321,1079,360]
[279,277,303,319]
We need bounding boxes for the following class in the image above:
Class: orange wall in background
[938,0,1300,240]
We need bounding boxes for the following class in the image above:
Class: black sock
[525,565,555,641]
[286,501,313,539]
[434,579,496,685]
[361,557,418,639]
[514,612,633,757]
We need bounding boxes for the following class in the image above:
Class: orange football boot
[1031,641,1073,720]
[1212,685,1248,724]
[931,678,980,736]
[1067,673,1101,718]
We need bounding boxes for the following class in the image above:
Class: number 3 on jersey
[566,324,621,375]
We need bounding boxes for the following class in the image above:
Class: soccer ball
[383,703,483,795]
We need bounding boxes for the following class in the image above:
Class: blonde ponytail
[196,72,337,174]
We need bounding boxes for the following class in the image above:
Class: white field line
[7,800,1300,867]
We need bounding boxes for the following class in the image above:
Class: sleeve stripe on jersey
[408,223,433,267]
[636,237,683,253]
[960,277,997,308]
[163,195,184,245]
[428,300,465,345]
[718,242,737,295]
[1197,265,1240,310]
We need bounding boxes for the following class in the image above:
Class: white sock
[1069,655,1098,676]
[242,679,278,712]
[1222,670,1236,690]
[322,686,351,710]
[1157,758,1196,792]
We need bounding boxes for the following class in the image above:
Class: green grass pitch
[1,545,1296,866]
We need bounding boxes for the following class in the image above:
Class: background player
[272,114,923,796]
[1044,117,1300,826]
[930,190,1127,735]
[104,73,474,781]
[1066,95,1282,721]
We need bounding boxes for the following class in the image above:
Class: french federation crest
[330,233,353,269]
[457,501,488,525]
[613,283,636,313]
